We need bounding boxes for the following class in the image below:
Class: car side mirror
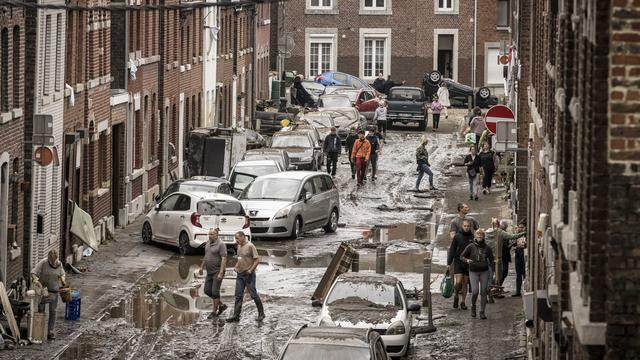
[314,146,321,151]
[154,204,160,211]
[304,193,313,201]
[287,165,298,171]
[407,303,421,312]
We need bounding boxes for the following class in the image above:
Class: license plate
[400,113,411,117]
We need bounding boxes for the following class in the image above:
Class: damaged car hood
[321,297,404,328]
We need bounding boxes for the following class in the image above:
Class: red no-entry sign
[484,105,515,135]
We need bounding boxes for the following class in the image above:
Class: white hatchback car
[142,192,251,255]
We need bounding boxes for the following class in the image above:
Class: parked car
[158,177,233,202]
[242,148,292,171]
[317,272,421,357]
[299,80,326,104]
[142,192,251,255]
[332,88,381,120]
[297,112,335,142]
[423,70,498,108]
[322,84,355,95]
[386,87,428,131]
[318,94,354,110]
[240,171,340,239]
[314,109,366,143]
[229,159,285,196]
[278,325,389,360]
[315,71,373,90]
[270,131,323,171]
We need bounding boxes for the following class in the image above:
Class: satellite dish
[278,33,295,59]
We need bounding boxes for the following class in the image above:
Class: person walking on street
[346,128,358,179]
[478,142,499,194]
[464,145,481,201]
[323,127,341,177]
[365,128,380,181]
[226,232,265,322]
[351,130,371,186]
[430,95,444,131]
[449,203,480,240]
[447,219,475,311]
[461,229,494,319]
[437,82,451,109]
[512,223,527,297]
[373,101,388,134]
[199,228,228,319]
[415,135,437,191]
[31,249,66,340]
[465,107,487,147]
[373,73,386,93]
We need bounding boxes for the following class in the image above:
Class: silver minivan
[239,171,340,239]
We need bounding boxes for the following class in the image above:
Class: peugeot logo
[220,218,227,223]
[249,210,258,216]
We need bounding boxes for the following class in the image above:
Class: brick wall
[606,0,640,358]
[0,7,25,283]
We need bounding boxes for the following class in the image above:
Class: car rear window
[388,89,423,101]
[197,200,245,216]
[179,183,219,194]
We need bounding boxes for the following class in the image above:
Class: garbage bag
[465,133,477,144]
[440,270,454,298]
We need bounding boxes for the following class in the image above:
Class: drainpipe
[472,0,477,107]
[250,2,257,130]
[231,6,239,128]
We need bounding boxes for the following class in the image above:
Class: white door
[155,194,181,241]
[166,194,192,244]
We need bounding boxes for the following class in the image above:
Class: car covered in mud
[317,272,420,357]
[270,131,323,171]
[240,171,340,239]
[278,325,389,360]
[142,192,251,255]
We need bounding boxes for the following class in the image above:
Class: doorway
[112,123,123,220]
[437,34,454,79]
[0,159,9,283]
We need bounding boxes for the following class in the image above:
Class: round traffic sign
[34,146,53,166]
[499,55,509,65]
[484,105,515,135]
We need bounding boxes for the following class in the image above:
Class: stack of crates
[65,290,81,320]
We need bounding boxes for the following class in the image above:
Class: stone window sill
[96,188,110,198]
[497,26,511,32]
[359,9,392,15]
[434,10,459,15]
[130,168,145,181]
[145,159,160,171]
[569,272,606,345]
[305,9,339,15]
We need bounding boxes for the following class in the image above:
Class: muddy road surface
[9,111,524,360]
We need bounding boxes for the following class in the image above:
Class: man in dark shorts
[447,219,475,310]
[449,203,479,240]
[199,228,228,319]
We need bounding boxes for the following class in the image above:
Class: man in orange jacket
[351,130,371,186]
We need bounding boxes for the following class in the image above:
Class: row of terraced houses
[0,0,273,285]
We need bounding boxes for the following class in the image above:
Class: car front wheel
[178,232,195,256]
[142,222,153,244]
[289,217,302,239]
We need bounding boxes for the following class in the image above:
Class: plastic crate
[65,291,81,320]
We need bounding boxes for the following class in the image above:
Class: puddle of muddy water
[58,336,95,360]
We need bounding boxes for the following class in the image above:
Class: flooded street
[10,112,524,360]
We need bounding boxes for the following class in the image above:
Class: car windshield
[306,116,333,128]
[302,82,326,96]
[319,96,352,108]
[272,135,312,148]
[321,110,358,128]
[324,86,352,95]
[333,90,359,102]
[235,165,280,177]
[232,173,256,192]
[282,344,370,360]
[326,281,402,309]
[240,178,301,201]
[197,200,245,216]
[178,183,219,193]
[388,89,423,101]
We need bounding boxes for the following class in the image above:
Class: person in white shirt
[437,82,450,120]
[373,101,388,134]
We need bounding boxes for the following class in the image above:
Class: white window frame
[433,29,459,81]
[359,0,392,15]
[434,0,459,15]
[484,42,503,86]
[305,29,338,79]
[359,28,391,81]
[306,0,339,15]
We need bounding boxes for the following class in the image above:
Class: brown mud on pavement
[409,115,526,360]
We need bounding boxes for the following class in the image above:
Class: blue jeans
[234,272,260,306]
[38,292,59,333]
[416,162,434,189]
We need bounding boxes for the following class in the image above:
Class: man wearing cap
[32,249,66,340]
[322,127,342,177]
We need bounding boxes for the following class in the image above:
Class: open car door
[229,172,258,198]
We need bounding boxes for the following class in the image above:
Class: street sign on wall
[484,104,515,135]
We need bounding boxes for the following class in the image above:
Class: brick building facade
[281,0,510,93]
[62,2,115,260]
[0,6,26,283]
[512,0,640,358]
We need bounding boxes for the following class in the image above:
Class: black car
[278,325,389,360]
[157,177,233,202]
[422,70,499,108]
